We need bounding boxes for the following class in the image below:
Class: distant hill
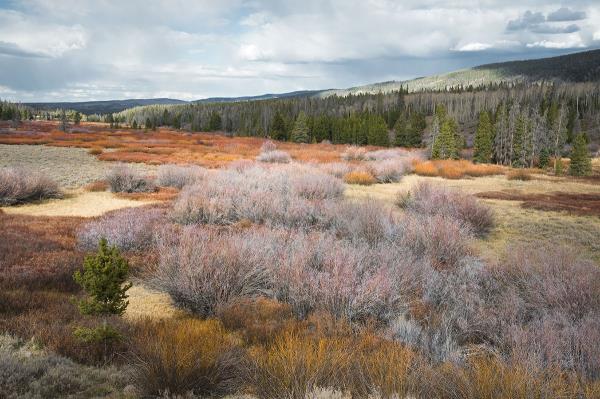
[319,49,600,97]
[194,90,326,103]
[26,98,187,115]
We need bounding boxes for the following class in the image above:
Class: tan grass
[0,191,156,217]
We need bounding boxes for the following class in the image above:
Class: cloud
[526,37,586,49]
[506,10,545,31]
[0,0,599,102]
[454,42,493,52]
[530,23,580,34]
[0,41,49,58]
[547,7,587,22]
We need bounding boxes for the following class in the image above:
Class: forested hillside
[25,98,186,115]
[321,49,600,96]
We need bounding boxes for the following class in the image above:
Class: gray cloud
[0,41,48,58]
[506,10,545,31]
[547,7,587,21]
[530,23,581,34]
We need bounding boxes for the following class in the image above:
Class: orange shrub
[88,146,103,155]
[218,298,294,346]
[507,169,533,181]
[413,161,438,177]
[130,317,245,397]
[343,170,377,185]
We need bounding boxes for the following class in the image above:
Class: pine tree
[74,238,132,316]
[395,112,424,147]
[132,119,138,129]
[431,118,458,159]
[291,112,309,143]
[569,133,592,176]
[208,111,222,131]
[73,238,131,360]
[367,114,390,146]
[270,110,287,141]
[473,111,493,163]
[74,111,82,125]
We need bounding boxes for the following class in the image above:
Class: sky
[0,0,599,102]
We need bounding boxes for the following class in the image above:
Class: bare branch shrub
[156,164,208,189]
[0,167,62,205]
[256,149,292,163]
[78,206,166,251]
[106,164,155,193]
[399,182,494,236]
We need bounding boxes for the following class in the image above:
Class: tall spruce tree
[431,118,459,159]
[569,133,592,176]
[367,114,390,146]
[473,111,493,163]
[291,111,309,143]
[270,110,287,141]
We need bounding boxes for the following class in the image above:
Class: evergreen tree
[291,112,309,143]
[569,133,592,176]
[74,111,82,125]
[208,111,222,131]
[73,238,131,361]
[73,238,132,316]
[145,117,152,131]
[473,111,493,163]
[367,114,390,146]
[132,119,138,129]
[395,112,425,147]
[270,110,287,141]
[538,148,550,169]
[431,118,459,159]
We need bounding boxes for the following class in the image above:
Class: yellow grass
[0,191,156,217]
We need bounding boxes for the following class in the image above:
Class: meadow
[1,121,600,398]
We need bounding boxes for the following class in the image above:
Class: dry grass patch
[1,191,157,217]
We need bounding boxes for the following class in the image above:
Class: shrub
[106,164,155,193]
[171,165,343,227]
[218,298,293,346]
[319,162,353,178]
[343,170,376,185]
[78,206,166,251]
[153,225,412,322]
[156,164,207,188]
[399,182,494,236]
[0,334,127,398]
[88,146,103,155]
[363,148,411,161]
[129,318,245,397]
[0,167,62,205]
[507,169,533,181]
[369,158,413,183]
[400,214,473,271]
[256,149,292,163]
[341,146,366,161]
[153,227,272,317]
[248,331,354,399]
[260,139,278,153]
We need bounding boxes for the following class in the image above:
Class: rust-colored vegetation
[0,121,349,167]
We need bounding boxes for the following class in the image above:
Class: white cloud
[454,42,493,52]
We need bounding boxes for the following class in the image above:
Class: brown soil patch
[477,190,600,216]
